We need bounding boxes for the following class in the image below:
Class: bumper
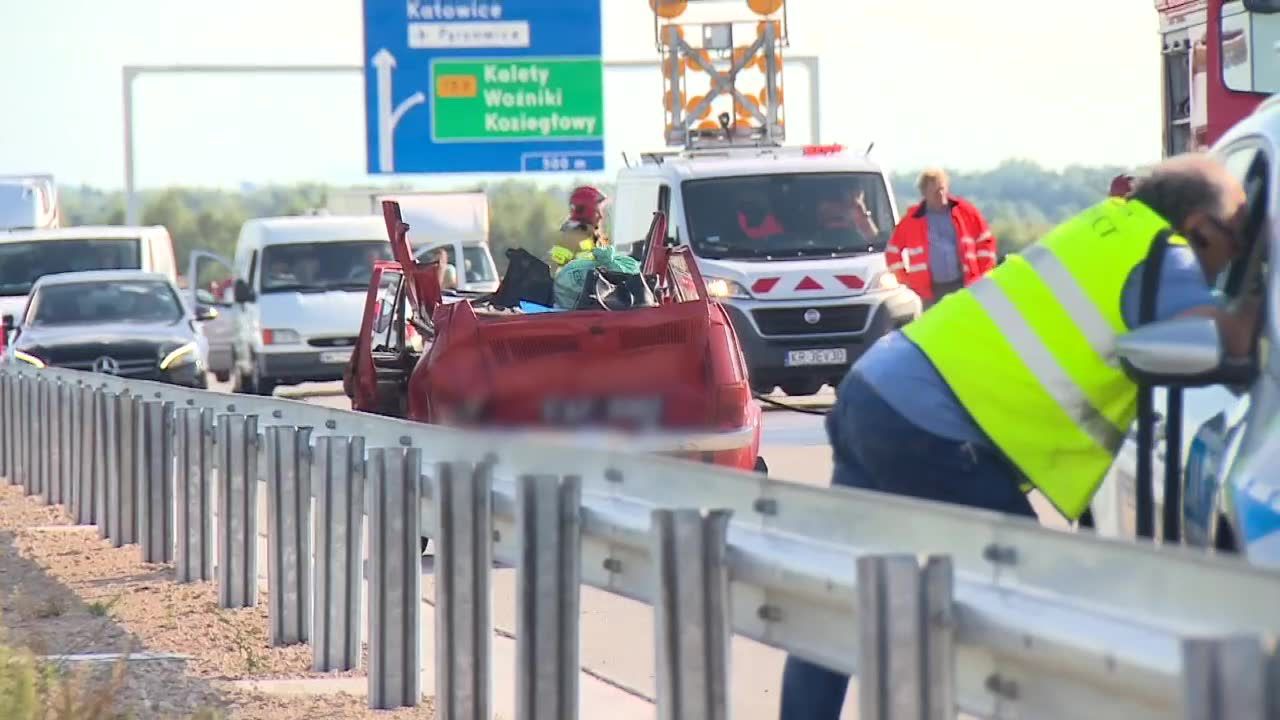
[721,289,921,388]
[259,351,351,384]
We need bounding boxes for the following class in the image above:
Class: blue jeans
[778,370,1035,720]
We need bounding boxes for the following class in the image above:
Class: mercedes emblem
[803,308,822,325]
[92,356,120,375]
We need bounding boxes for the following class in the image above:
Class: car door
[347,263,411,415]
[187,251,236,375]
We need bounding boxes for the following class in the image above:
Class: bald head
[1130,152,1245,228]
[1130,152,1248,279]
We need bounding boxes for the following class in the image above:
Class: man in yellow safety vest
[778,152,1261,719]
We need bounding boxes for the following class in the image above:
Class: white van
[0,225,177,325]
[190,215,393,395]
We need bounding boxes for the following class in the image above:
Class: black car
[2,270,217,388]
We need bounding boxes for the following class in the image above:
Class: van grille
[752,305,871,335]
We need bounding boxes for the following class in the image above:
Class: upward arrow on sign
[372,48,426,173]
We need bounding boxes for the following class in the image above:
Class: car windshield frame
[680,171,896,261]
[0,237,142,297]
[26,279,185,327]
[259,240,394,293]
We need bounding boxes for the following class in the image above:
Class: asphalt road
[221,379,1063,719]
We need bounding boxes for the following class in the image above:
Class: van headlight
[159,342,199,370]
[870,272,900,291]
[704,277,751,299]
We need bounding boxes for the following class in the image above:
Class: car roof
[243,215,390,246]
[0,226,163,243]
[33,269,173,288]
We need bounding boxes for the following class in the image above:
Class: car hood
[254,290,367,338]
[696,254,890,300]
[17,321,197,351]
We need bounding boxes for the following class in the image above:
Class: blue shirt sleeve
[1120,245,1219,328]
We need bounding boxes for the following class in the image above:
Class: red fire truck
[1155,0,1280,154]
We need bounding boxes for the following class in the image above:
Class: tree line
[59,159,1129,273]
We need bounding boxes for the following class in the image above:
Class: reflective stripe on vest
[903,199,1184,519]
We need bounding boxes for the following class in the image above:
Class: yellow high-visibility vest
[903,199,1187,519]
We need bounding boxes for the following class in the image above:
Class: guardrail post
[1181,636,1267,719]
[0,373,11,483]
[34,376,48,502]
[266,425,313,646]
[24,376,38,498]
[175,405,214,582]
[857,554,956,720]
[74,384,96,524]
[434,460,494,720]
[58,381,74,509]
[651,508,733,720]
[313,436,366,672]
[66,381,80,510]
[47,380,63,506]
[110,394,138,546]
[93,386,110,526]
[137,399,175,564]
[515,474,582,720]
[368,446,423,710]
[101,391,121,542]
[217,413,259,608]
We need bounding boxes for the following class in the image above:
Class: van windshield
[260,241,394,293]
[681,172,895,260]
[0,238,142,297]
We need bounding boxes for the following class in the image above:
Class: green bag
[552,245,641,309]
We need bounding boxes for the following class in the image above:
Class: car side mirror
[233,279,253,304]
[194,305,219,322]
[1116,316,1249,387]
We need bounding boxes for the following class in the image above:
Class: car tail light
[713,383,749,430]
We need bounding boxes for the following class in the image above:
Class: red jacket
[886,197,996,301]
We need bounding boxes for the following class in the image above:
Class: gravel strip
[0,483,435,718]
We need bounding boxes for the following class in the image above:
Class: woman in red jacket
[885,168,997,307]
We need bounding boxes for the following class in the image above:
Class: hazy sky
[0,0,1160,190]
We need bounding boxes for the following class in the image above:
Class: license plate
[784,348,847,367]
[543,396,664,428]
[320,350,351,364]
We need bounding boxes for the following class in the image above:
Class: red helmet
[1109,174,1136,198]
[560,186,608,232]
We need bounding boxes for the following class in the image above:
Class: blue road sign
[362,0,605,175]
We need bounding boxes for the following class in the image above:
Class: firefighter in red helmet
[551,186,610,268]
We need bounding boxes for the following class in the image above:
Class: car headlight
[159,342,200,370]
[261,329,302,345]
[12,350,45,369]
[870,271,900,291]
[704,277,751,299]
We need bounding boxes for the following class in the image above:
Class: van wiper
[263,284,327,294]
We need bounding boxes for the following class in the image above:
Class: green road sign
[430,57,605,143]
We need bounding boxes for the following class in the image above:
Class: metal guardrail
[1,365,1279,719]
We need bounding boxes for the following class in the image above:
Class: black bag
[487,248,554,309]
[574,269,660,311]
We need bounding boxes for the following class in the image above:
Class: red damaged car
[345,201,764,472]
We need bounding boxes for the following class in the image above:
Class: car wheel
[754,456,769,476]
[252,362,276,397]
[1214,515,1238,554]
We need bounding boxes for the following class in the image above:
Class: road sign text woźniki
[431,58,603,142]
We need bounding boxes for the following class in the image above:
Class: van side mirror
[1116,316,1252,387]
[233,279,253,304]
